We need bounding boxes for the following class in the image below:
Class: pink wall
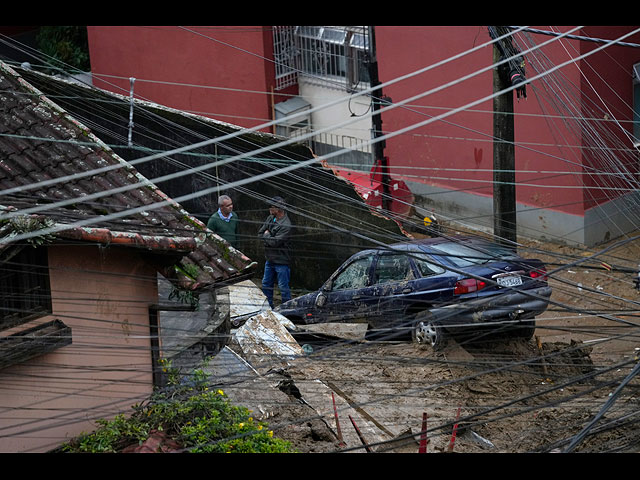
[375,26,588,216]
[87,26,278,130]
[375,26,640,218]
[0,245,158,452]
[578,27,640,210]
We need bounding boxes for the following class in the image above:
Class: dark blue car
[276,235,552,349]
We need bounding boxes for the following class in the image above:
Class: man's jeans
[261,261,291,308]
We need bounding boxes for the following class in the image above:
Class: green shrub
[61,363,295,453]
[36,26,90,73]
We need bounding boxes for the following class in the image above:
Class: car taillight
[529,268,548,281]
[454,278,487,295]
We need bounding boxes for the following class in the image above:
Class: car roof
[354,235,481,256]
[390,235,485,250]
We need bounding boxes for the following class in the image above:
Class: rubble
[229,280,270,327]
[227,308,393,452]
[232,310,302,373]
[210,243,640,453]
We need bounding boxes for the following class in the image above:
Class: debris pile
[203,281,637,453]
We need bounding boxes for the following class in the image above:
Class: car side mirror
[315,293,327,307]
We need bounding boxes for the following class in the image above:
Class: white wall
[299,81,373,154]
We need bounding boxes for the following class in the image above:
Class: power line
[3,26,640,452]
[508,26,640,49]
[0,26,593,242]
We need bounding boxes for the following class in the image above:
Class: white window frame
[273,26,298,90]
[294,26,371,92]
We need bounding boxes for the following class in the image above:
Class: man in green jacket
[207,195,239,247]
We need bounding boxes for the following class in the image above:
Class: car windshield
[427,241,517,267]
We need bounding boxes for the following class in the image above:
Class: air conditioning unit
[274,97,312,142]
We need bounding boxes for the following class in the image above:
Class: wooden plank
[0,319,71,370]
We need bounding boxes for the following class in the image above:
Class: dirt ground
[245,230,640,453]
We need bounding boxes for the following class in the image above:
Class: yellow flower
[257,425,263,430]
[268,431,273,438]
[238,423,244,429]
[217,389,224,396]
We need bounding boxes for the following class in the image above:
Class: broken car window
[374,254,413,284]
[411,254,446,277]
[332,256,373,290]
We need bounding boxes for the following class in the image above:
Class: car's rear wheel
[412,312,446,350]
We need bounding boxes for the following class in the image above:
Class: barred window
[273,26,298,90]
[0,246,52,331]
[272,26,371,92]
[296,26,371,92]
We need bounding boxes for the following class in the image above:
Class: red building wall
[374,26,596,218]
[375,26,640,224]
[85,26,640,232]
[87,26,288,132]
[577,27,640,210]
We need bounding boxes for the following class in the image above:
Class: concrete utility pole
[489,26,527,246]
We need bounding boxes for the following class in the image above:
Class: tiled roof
[0,61,256,289]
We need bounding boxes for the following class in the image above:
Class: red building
[87,26,296,131]
[86,26,640,246]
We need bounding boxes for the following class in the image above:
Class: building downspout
[367,26,391,213]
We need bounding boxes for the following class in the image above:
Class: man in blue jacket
[258,196,292,308]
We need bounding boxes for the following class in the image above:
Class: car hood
[277,291,318,312]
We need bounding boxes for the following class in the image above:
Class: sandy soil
[249,231,640,453]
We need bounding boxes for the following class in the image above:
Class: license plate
[497,274,522,287]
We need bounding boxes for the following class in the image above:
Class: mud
[260,337,638,453]
[255,231,640,453]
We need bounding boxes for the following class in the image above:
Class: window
[293,26,371,92]
[428,242,496,268]
[411,254,446,277]
[429,241,517,268]
[0,246,72,370]
[0,246,52,331]
[374,254,414,284]
[633,62,640,146]
[332,256,373,290]
[273,26,298,90]
[274,97,312,141]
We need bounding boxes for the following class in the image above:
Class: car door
[409,251,453,305]
[368,252,416,329]
[317,254,376,324]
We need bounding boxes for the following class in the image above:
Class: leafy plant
[61,361,294,453]
[168,286,200,309]
[1,216,56,247]
[168,263,202,308]
[36,26,90,73]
